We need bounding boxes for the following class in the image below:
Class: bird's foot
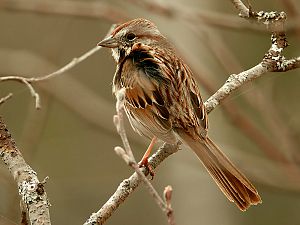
[138,158,155,180]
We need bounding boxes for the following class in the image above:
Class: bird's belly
[123,100,177,144]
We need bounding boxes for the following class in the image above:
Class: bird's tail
[177,130,262,211]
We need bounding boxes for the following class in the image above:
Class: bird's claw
[138,158,155,180]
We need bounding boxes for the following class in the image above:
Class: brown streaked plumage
[98,18,262,211]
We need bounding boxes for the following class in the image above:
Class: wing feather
[117,43,175,142]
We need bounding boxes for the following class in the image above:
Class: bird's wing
[116,43,175,142]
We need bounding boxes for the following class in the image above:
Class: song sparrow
[98,18,262,211]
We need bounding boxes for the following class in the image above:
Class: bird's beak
[97,36,119,48]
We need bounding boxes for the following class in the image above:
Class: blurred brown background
[0,0,300,224]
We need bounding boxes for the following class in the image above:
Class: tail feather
[177,131,262,211]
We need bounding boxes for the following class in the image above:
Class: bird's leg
[139,136,157,178]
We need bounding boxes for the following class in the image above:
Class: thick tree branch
[0,117,51,225]
[20,200,29,225]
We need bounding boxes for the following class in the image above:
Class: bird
[98,18,262,211]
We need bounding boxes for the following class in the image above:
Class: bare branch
[113,91,136,162]
[97,92,176,225]
[0,116,51,225]
[179,39,300,177]
[0,76,40,109]
[205,19,299,113]
[28,46,103,83]
[274,56,300,71]
[197,28,300,160]
[0,46,100,109]
[0,46,101,82]
[84,143,178,225]
[164,186,176,225]
[230,0,287,31]
[0,25,116,109]
[231,0,250,17]
[0,93,13,105]
[205,63,266,113]
[201,2,300,182]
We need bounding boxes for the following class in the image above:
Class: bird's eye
[125,32,136,41]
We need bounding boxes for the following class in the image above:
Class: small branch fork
[84,92,177,225]
[0,46,101,109]
[0,25,116,109]
[84,144,178,225]
[206,0,300,113]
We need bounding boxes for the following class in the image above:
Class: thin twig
[184,45,299,176]
[205,63,266,112]
[0,25,115,109]
[85,101,179,225]
[205,29,299,112]
[113,90,136,162]
[164,185,175,225]
[0,93,13,105]
[84,143,178,225]
[27,46,103,83]
[177,27,291,164]
[23,79,41,109]
[190,54,300,169]
[202,1,300,181]
[230,0,249,17]
[112,92,175,224]
[0,46,101,109]
[201,28,300,158]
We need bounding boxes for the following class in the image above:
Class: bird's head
[98,18,166,62]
